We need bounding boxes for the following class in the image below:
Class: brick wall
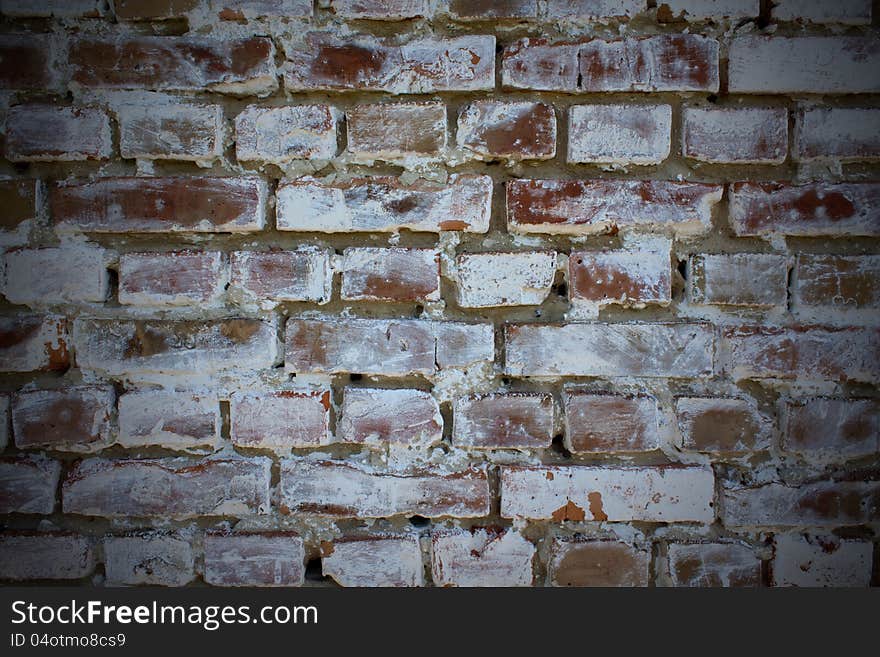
[0,0,878,588]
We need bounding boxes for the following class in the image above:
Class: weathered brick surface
[548,539,650,587]
[230,390,331,451]
[564,393,660,453]
[12,386,114,452]
[280,459,490,518]
[63,457,271,518]
[667,543,761,587]
[1,0,878,588]
[204,533,305,587]
[568,104,672,165]
[507,180,722,236]
[773,534,872,587]
[432,529,535,587]
[5,105,112,162]
[276,175,491,233]
[52,177,268,233]
[235,105,338,164]
[341,248,440,302]
[454,393,555,450]
[323,536,424,587]
[0,533,94,581]
[500,465,715,522]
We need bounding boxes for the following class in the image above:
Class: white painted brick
[431,529,535,587]
[795,107,880,162]
[204,533,305,587]
[2,246,110,305]
[118,251,226,306]
[773,534,872,587]
[235,105,338,164]
[104,534,195,586]
[230,389,331,451]
[118,102,223,162]
[337,388,442,448]
[117,390,221,452]
[0,534,94,580]
[230,248,332,305]
[659,0,759,20]
[500,465,715,522]
[5,105,112,161]
[322,536,424,587]
[773,0,871,25]
[683,106,788,164]
[455,251,556,308]
[568,104,671,165]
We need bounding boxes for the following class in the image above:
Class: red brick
[683,106,788,164]
[115,0,311,20]
[457,101,556,161]
[505,323,714,378]
[119,251,225,306]
[118,102,223,162]
[454,393,555,450]
[658,0,759,21]
[322,536,424,587]
[234,105,338,164]
[0,455,60,514]
[0,533,94,581]
[783,398,879,459]
[0,34,55,89]
[0,180,38,247]
[772,534,872,587]
[432,529,535,587]
[578,35,719,92]
[569,242,672,312]
[205,533,305,587]
[546,0,642,19]
[501,465,715,521]
[118,390,220,451]
[668,543,761,587]
[794,255,880,310]
[2,246,111,305]
[794,107,880,162]
[230,249,332,305]
[722,479,879,527]
[337,388,442,447]
[502,38,580,91]
[729,182,880,237]
[341,248,440,302]
[347,102,446,160]
[284,33,494,93]
[12,386,114,453]
[285,319,493,376]
[718,325,879,383]
[5,105,112,162]
[52,177,267,233]
[104,534,195,586]
[728,36,880,94]
[276,174,491,233]
[688,254,789,307]
[280,459,490,518]
[568,104,671,165]
[507,179,722,236]
[63,457,271,518]
[0,315,69,373]
[455,251,557,308]
[564,393,660,453]
[73,318,278,378]
[675,397,773,453]
[447,0,537,19]
[773,0,871,25]
[548,539,650,586]
[328,0,427,19]
[70,36,277,95]
[230,390,331,450]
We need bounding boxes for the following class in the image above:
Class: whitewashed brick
[773,534,872,587]
[0,455,60,514]
[119,102,223,162]
[341,248,440,302]
[668,543,761,587]
[431,529,535,587]
[683,106,788,164]
[230,389,331,451]
[676,397,773,453]
[12,386,114,453]
[230,248,332,305]
[773,0,871,25]
[0,394,8,451]
[118,251,226,306]
[0,534,94,581]
[0,315,68,373]
[322,536,424,587]
[549,539,650,586]
[235,105,338,164]
[5,105,112,161]
[795,107,880,162]
[117,390,221,451]
[500,465,715,522]
[568,104,671,165]
[2,246,110,305]
[783,398,879,460]
[337,388,442,447]
[455,251,556,308]
[659,0,759,20]
[689,254,789,307]
[346,102,446,160]
[104,534,195,586]
[204,533,305,587]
